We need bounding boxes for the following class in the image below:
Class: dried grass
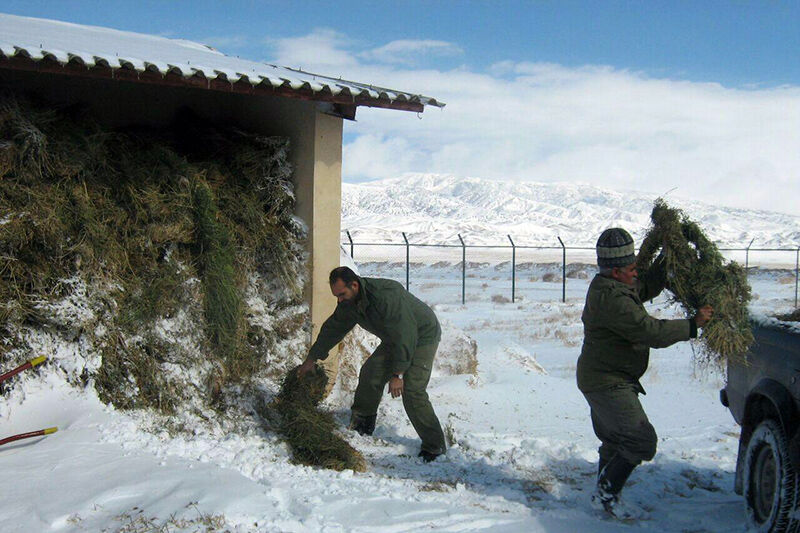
[637,199,753,368]
[270,365,366,472]
[0,94,305,412]
[776,309,800,322]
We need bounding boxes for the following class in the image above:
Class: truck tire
[743,419,800,532]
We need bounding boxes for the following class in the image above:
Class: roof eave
[0,54,435,116]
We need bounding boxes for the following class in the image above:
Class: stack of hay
[270,365,366,472]
[0,94,306,414]
[637,199,753,368]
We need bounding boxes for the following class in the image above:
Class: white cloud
[269,32,800,215]
[266,28,357,70]
[342,134,419,180]
[359,39,463,65]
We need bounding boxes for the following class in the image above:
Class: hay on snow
[270,364,366,472]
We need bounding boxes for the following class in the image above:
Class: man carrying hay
[298,267,447,462]
[577,228,713,520]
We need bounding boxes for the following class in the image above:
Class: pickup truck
[721,316,800,532]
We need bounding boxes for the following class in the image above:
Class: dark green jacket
[576,265,696,393]
[308,277,441,374]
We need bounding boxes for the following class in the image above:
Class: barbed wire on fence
[342,230,800,309]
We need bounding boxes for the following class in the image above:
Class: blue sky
[3,2,799,213]
[5,1,798,86]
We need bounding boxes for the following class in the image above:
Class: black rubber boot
[598,457,609,478]
[598,453,636,496]
[593,454,642,519]
[349,414,376,436]
[418,450,441,463]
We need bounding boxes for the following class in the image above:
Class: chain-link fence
[342,231,800,309]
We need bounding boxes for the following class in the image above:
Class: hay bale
[271,365,366,472]
[637,199,753,367]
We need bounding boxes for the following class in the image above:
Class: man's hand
[694,305,714,327]
[297,358,316,378]
[388,376,404,398]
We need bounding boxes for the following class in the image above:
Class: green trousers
[582,383,657,465]
[351,342,446,455]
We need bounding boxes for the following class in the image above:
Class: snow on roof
[0,13,444,114]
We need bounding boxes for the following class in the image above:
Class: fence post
[795,246,799,309]
[346,230,354,259]
[458,234,466,305]
[402,232,410,291]
[745,238,755,272]
[557,236,566,303]
[508,234,516,303]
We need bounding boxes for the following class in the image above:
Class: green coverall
[308,276,446,455]
[577,263,696,464]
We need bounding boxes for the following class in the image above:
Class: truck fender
[735,379,800,494]
[745,379,798,434]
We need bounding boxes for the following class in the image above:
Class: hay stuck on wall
[637,199,753,368]
[0,94,307,414]
[270,365,366,472]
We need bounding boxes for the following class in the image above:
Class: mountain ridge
[342,174,800,248]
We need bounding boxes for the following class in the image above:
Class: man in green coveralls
[577,228,713,519]
[298,266,447,462]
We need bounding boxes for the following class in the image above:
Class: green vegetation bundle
[0,94,306,412]
[777,309,800,322]
[637,199,753,368]
[271,365,366,472]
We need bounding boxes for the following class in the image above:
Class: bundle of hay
[777,309,800,322]
[637,199,753,367]
[271,365,366,472]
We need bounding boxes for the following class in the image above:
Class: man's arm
[382,298,420,398]
[298,306,357,377]
[381,295,420,375]
[604,292,692,348]
[637,254,668,302]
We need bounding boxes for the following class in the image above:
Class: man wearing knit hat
[577,228,713,520]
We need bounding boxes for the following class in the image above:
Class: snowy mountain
[342,174,800,248]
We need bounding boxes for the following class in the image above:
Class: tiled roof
[0,13,444,114]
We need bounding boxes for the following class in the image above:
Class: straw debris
[269,365,366,472]
[637,199,753,368]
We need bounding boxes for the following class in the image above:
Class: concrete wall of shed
[0,69,343,372]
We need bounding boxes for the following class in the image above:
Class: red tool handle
[0,427,58,446]
[0,356,47,384]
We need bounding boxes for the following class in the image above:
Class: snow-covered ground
[2,259,796,532]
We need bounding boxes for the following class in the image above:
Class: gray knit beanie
[596,228,635,268]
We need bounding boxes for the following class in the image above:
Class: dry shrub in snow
[566,268,589,280]
[637,199,753,368]
[542,272,560,283]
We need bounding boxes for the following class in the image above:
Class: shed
[0,13,443,362]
